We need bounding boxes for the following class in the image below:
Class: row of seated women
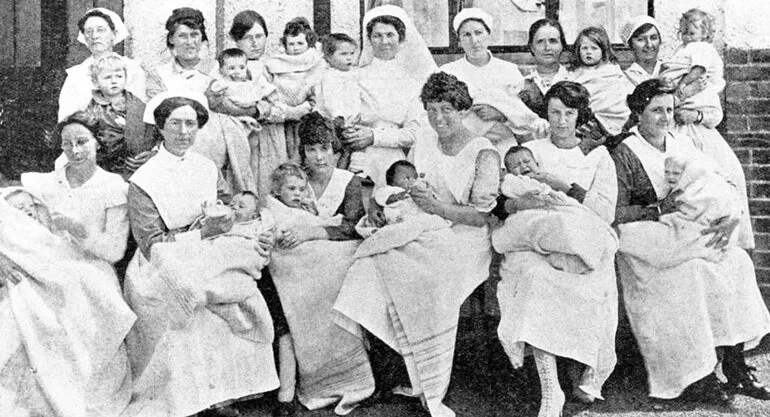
[1,4,769,417]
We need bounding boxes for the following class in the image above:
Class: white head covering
[620,15,659,45]
[142,90,210,125]
[452,8,494,33]
[77,8,129,46]
[359,5,437,86]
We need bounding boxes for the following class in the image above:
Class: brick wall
[723,48,770,294]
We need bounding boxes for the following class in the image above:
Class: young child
[568,26,633,136]
[314,33,374,174]
[661,9,725,114]
[265,17,326,163]
[79,53,148,179]
[500,146,575,210]
[209,48,269,129]
[661,154,740,235]
[3,188,52,230]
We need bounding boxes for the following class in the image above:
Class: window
[0,0,42,67]
[362,0,653,54]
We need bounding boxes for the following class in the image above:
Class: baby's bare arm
[679,65,707,88]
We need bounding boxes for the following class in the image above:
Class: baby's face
[277,175,309,209]
[327,42,358,71]
[578,38,602,67]
[682,21,706,44]
[391,166,417,189]
[505,151,540,176]
[664,159,685,187]
[230,193,259,222]
[95,68,126,97]
[6,192,39,222]
[285,34,309,56]
[221,56,248,81]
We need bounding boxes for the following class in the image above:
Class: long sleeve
[325,176,365,241]
[144,64,166,100]
[128,183,187,259]
[583,151,618,224]
[611,143,659,225]
[58,72,91,122]
[469,149,501,213]
[81,204,129,264]
[371,107,427,149]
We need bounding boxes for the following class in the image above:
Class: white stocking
[533,347,565,417]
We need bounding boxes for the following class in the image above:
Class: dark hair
[322,33,358,58]
[234,190,260,206]
[165,7,208,49]
[420,72,473,111]
[280,17,318,49]
[456,18,491,35]
[230,10,268,41]
[270,162,308,197]
[297,112,341,163]
[77,9,116,34]
[544,81,594,126]
[628,22,659,47]
[153,97,209,130]
[503,145,534,163]
[623,78,674,128]
[528,18,568,57]
[572,26,616,67]
[366,15,406,42]
[385,160,417,186]
[55,111,99,146]
[217,48,247,67]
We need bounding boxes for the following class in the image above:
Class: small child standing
[80,53,149,179]
[314,33,374,174]
[265,17,326,163]
[568,26,633,136]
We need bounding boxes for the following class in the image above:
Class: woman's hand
[367,197,387,228]
[125,150,157,173]
[701,215,740,249]
[531,172,571,194]
[410,187,442,216]
[200,214,234,239]
[0,255,25,288]
[658,189,683,215]
[255,230,275,257]
[472,104,506,122]
[275,226,315,249]
[52,214,88,240]
[674,108,700,125]
[577,119,608,155]
[341,126,374,151]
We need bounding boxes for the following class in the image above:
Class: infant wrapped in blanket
[492,146,617,274]
[617,153,741,267]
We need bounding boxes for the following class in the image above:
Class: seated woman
[122,93,278,417]
[21,111,129,265]
[613,79,770,406]
[266,112,374,415]
[495,81,619,417]
[335,72,500,417]
[0,186,136,417]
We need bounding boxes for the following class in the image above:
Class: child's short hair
[321,33,358,58]
[572,26,617,67]
[679,8,716,43]
[270,162,308,197]
[235,190,260,206]
[217,47,247,68]
[385,160,417,186]
[280,17,318,49]
[90,53,127,81]
[504,146,534,163]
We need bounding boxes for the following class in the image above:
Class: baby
[225,191,275,244]
[660,9,724,111]
[314,33,374,174]
[373,160,428,225]
[662,154,739,231]
[4,188,52,230]
[500,146,574,210]
[209,48,268,132]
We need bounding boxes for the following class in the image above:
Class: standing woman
[58,8,145,121]
[519,18,571,119]
[620,16,662,87]
[123,93,278,417]
[342,5,436,187]
[495,81,619,417]
[22,111,129,265]
[440,8,547,153]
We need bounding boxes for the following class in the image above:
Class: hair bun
[166,7,205,31]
